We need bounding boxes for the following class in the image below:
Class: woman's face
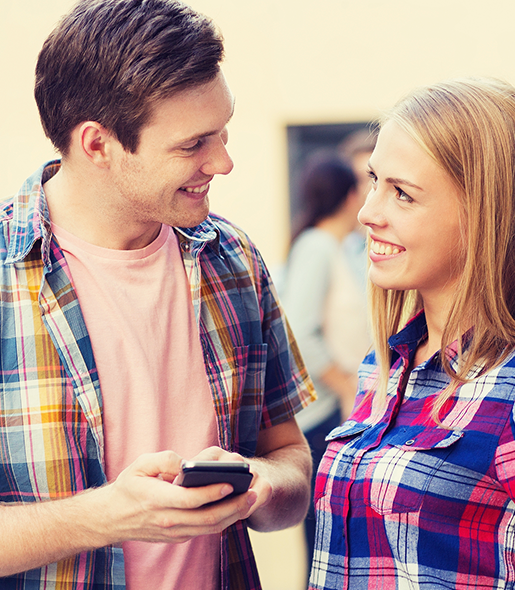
[358,120,465,307]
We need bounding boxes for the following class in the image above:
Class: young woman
[309,78,515,589]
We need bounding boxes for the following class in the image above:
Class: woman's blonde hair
[370,78,515,420]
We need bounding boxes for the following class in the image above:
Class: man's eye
[182,139,203,152]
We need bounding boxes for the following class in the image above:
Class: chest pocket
[315,421,372,503]
[205,343,268,456]
[363,428,464,515]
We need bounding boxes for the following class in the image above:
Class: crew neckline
[51,222,171,261]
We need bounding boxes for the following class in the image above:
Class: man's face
[108,71,234,230]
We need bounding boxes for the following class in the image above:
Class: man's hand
[180,426,312,534]
[0,420,310,577]
[238,417,312,533]
[95,450,258,545]
[186,446,273,522]
[0,450,257,576]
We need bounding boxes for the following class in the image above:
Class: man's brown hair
[35,0,224,156]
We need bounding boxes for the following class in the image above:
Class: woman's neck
[415,287,460,366]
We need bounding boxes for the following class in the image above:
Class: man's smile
[180,182,210,194]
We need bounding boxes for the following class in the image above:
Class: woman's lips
[370,238,403,256]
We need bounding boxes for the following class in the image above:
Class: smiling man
[0,1,315,589]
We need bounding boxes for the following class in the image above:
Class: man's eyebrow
[367,162,423,191]
[177,98,235,145]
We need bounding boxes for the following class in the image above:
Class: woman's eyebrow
[368,163,423,191]
[385,177,423,191]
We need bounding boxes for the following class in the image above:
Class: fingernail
[220,485,233,497]
[247,491,257,507]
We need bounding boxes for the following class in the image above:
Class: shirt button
[405,439,415,446]
[181,242,190,252]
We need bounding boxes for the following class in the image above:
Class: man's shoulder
[0,197,13,264]
[208,212,252,243]
[206,212,261,260]
[0,161,58,264]
[0,197,14,222]
[197,214,271,294]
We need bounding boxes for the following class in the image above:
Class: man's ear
[76,121,115,167]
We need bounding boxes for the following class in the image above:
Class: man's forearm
[0,450,257,577]
[246,438,312,532]
[0,487,112,577]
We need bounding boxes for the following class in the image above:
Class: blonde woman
[310,78,515,589]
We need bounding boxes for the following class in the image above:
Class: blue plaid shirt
[311,310,515,590]
[0,161,315,589]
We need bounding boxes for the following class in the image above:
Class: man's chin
[166,207,210,229]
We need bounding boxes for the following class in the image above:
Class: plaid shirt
[311,310,515,590]
[0,161,315,590]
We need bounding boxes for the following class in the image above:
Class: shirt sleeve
[205,214,317,435]
[252,237,317,429]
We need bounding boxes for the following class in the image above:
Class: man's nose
[201,137,234,177]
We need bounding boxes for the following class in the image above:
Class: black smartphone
[177,461,252,497]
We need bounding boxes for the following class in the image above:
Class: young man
[0,1,315,588]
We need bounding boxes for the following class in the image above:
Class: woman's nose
[357,188,386,228]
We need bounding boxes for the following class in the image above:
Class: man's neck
[44,163,161,250]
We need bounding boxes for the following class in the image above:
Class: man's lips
[179,182,210,194]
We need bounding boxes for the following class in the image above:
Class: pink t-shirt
[53,223,220,590]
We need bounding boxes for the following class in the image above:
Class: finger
[169,481,236,509]
[158,490,259,540]
[130,451,184,479]
[189,447,244,463]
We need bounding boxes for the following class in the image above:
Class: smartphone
[177,461,252,497]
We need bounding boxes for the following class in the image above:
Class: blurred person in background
[281,153,370,575]
[339,127,378,202]
[338,128,378,295]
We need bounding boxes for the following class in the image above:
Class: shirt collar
[174,218,221,256]
[5,159,222,267]
[6,160,60,271]
[388,310,475,374]
[388,309,428,360]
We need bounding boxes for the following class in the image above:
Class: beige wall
[2,0,515,266]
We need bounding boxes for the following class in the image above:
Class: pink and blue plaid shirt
[0,161,315,590]
[311,310,515,590]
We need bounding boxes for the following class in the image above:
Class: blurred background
[2,0,515,587]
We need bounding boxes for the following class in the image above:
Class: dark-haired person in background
[281,154,370,575]
[0,1,315,588]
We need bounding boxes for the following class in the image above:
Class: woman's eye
[395,187,414,203]
[366,169,377,185]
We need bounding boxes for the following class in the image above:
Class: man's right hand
[0,450,257,577]
[96,450,258,545]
